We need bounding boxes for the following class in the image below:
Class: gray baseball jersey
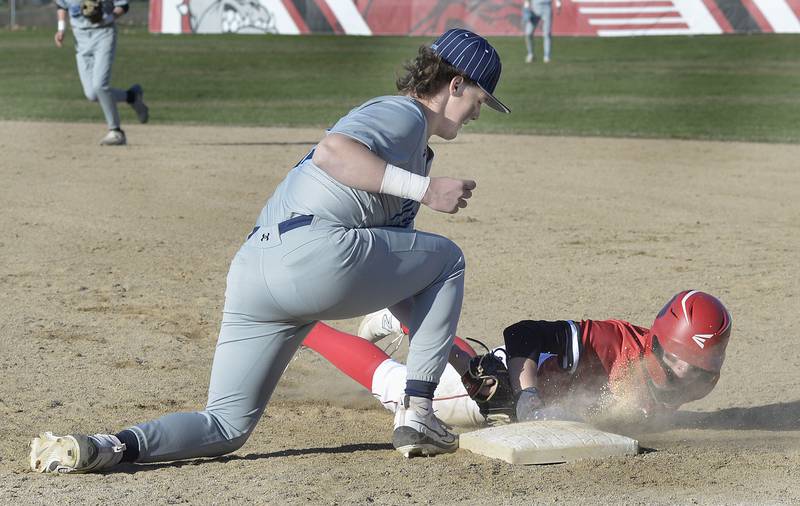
[126,95,466,463]
[258,95,432,229]
[56,0,126,30]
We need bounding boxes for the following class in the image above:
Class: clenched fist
[421,177,476,214]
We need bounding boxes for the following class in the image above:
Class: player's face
[440,81,488,140]
[661,352,711,383]
[652,351,719,406]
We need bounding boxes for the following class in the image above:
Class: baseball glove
[460,340,516,425]
[80,0,104,24]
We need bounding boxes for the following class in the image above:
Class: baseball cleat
[357,309,404,344]
[392,395,458,458]
[30,432,125,473]
[100,129,126,146]
[525,54,533,63]
[129,84,149,124]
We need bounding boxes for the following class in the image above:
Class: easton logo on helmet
[691,333,714,349]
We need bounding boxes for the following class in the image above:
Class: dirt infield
[1,121,798,504]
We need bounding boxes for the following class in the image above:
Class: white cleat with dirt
[30,432,125,473]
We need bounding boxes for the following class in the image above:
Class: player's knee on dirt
[202,407,261,454]
[208,433,250,457]
[202,419,253,456]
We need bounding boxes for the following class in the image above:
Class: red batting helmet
[644,291,732,388]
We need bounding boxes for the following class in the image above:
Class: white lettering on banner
[589,17,683,26]
[574,0,723,36]
[578,6,678,15]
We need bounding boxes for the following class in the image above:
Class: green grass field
[1,28,799,143]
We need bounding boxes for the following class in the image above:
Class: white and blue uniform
[56,0,129,130]
[125,96,468,462]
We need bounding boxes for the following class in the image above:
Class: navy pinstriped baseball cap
[431,28,510,114]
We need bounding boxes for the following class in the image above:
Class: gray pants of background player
[73,25,127,130]
[524,0,553,61]
[127,217,465,462]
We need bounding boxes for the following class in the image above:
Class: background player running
[54,0,149,145]
[30,28,510,473]
[306,290,732,427]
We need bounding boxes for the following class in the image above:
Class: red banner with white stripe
[149,0,800,35]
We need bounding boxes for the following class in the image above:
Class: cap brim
[478,84,511,114]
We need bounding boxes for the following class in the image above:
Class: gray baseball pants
[524,0,553,61]
[73,25,127,130]
[128,216,465,462]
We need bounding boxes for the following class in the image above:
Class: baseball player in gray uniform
[55,0,149,145]
[523,0,561,63]
[30,28,510,473]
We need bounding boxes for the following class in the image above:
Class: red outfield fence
[148,0,800,36]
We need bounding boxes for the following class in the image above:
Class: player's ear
[449,76,466,97]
